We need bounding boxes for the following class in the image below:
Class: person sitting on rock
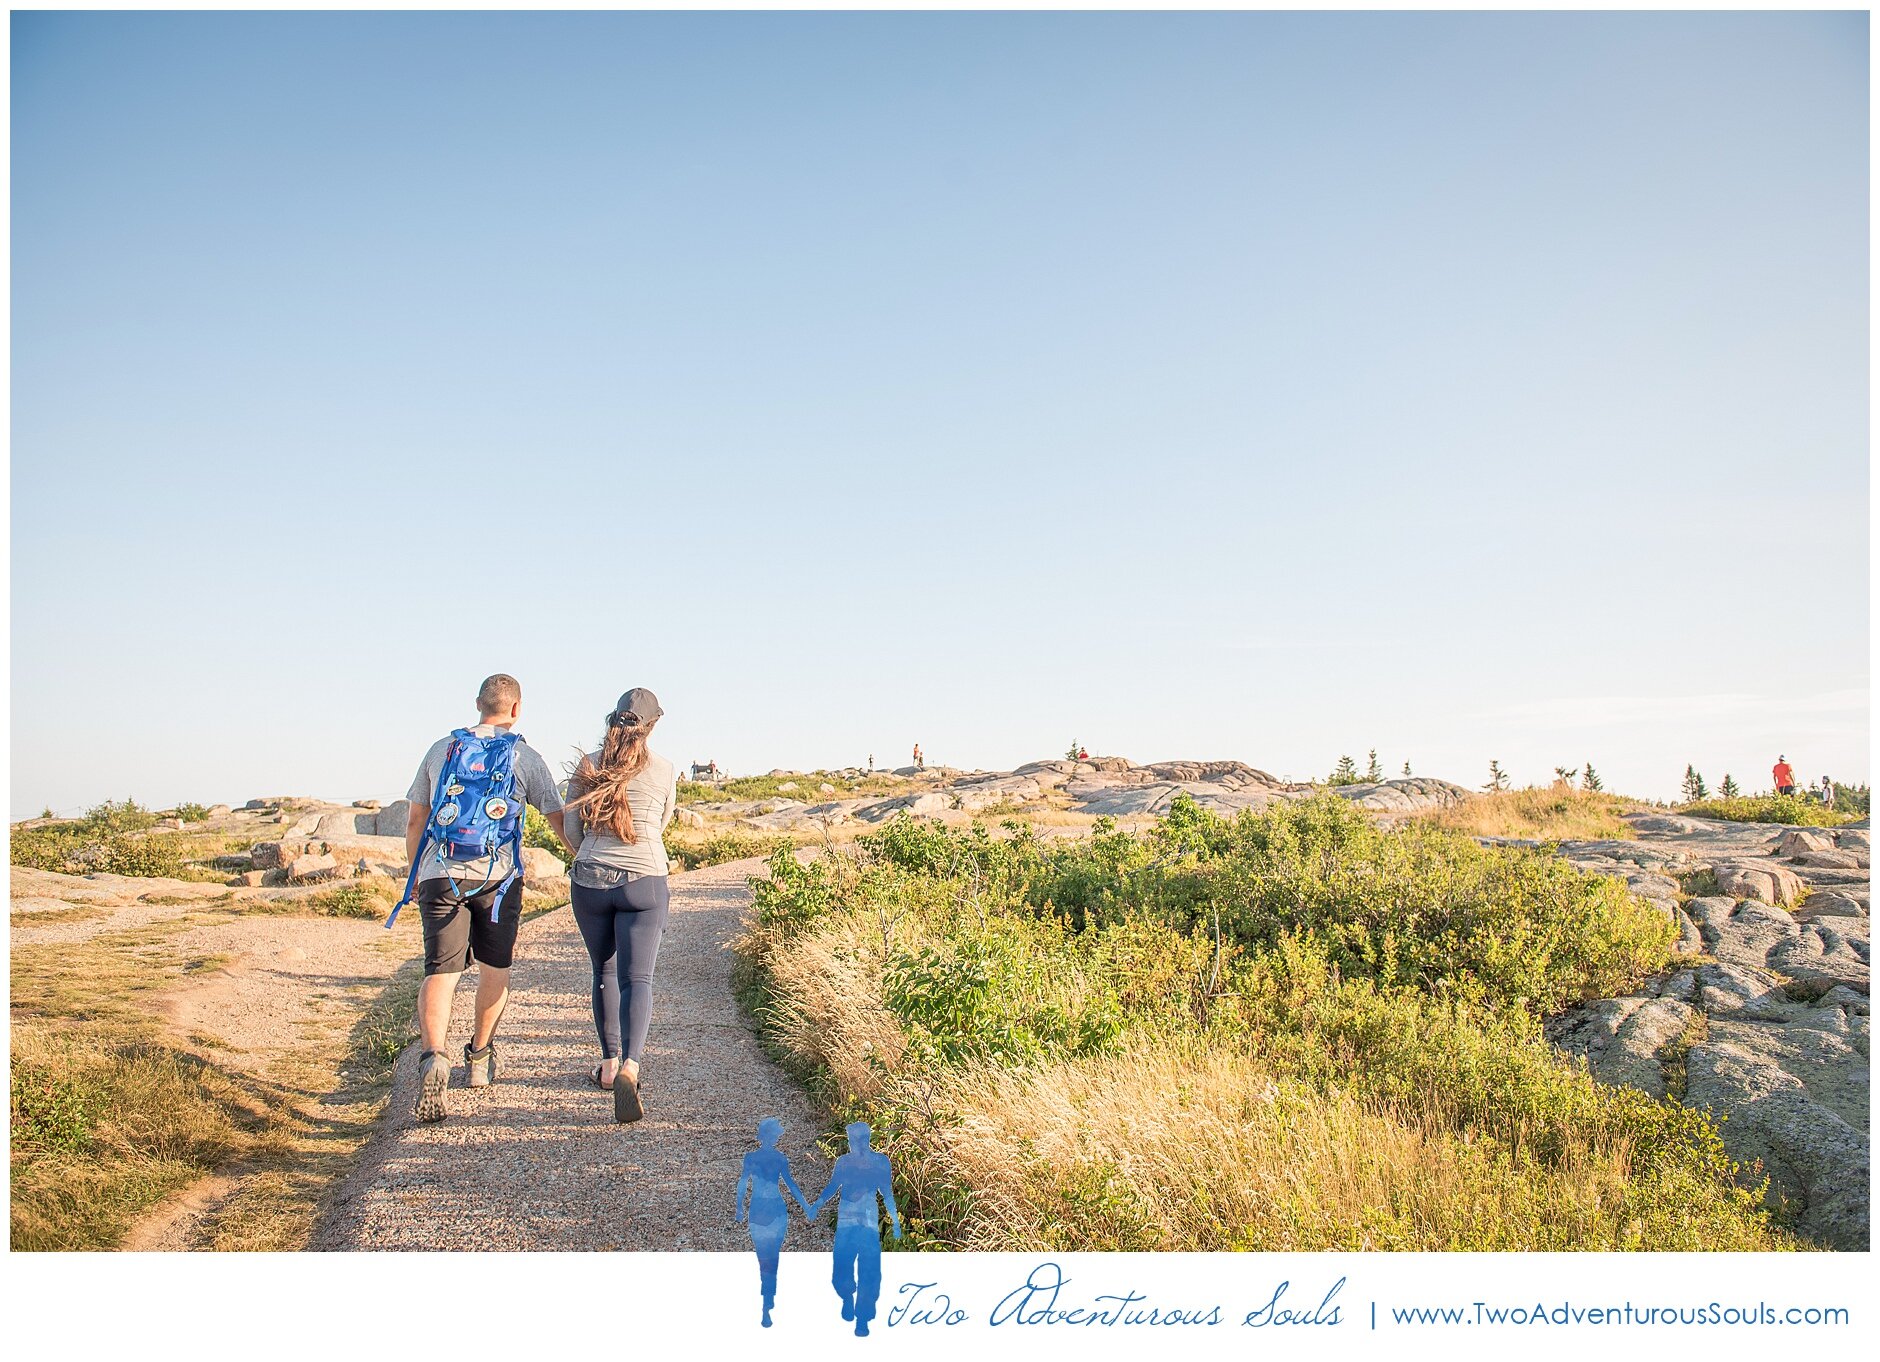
[1774,755,1797,797]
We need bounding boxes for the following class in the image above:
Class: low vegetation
[678,770,908,806]
[12,890,417,1250]
[665,828,792,871]
[738,796,1787,1251]
[11,803,189,878]
[10,1030,270,1251]
[527,803,790,872]
[1679,794,1857,827]
[1419,785,1645,841]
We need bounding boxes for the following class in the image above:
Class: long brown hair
[567,713,654,843]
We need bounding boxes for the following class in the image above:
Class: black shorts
[417,877,524,975]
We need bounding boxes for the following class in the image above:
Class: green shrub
[1680,794,1854,827]
[174,803,210,823]
[523,805,572,866]
[10,824,186,878]
[1160,795,1673,1013]
[83,799,157,834]
[750,845,837,932]
[737,795,1778,1251]
[884,918,1127,1065]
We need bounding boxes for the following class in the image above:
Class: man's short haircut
[477,673,522,716]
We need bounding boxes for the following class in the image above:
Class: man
[1820,775,1835,809]
[807,1122,902,1336]
[1773,755,1797,797]
[405,674,575,1122]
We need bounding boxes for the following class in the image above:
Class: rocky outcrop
[1546,995,1694,1099]
[1544,814,1871,1250]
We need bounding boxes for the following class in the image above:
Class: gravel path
[312,858,834,1251]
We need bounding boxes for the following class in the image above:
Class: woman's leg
[568,883,624,1059]
[615,875,672,1065]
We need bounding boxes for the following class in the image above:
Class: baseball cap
[614,688,664,725]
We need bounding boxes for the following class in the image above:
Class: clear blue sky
[10,10,1869,814]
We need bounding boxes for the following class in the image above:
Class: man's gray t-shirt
[406,724,563,886]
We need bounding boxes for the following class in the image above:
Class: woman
[734,1118,812,1327]
[564,687,678,1123]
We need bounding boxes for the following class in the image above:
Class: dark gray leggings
[569,874,670,1062]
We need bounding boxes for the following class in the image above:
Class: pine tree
[1681,765,1708,802]
[1554,765,1578,785]
[1402,761,1413,777]
[1581,764,1603,793]
[1719,774,1740,798]
[1366,750,1381,782]
[1485,760,1510,792]
[1329,755,1359,786]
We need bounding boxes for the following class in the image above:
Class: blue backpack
[386,728,528,928]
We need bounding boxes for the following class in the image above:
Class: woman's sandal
[613,1066,644,1124]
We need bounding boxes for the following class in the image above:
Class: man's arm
[807,1170,836,1218]
[875,1161,902,1238]
[525,748,580,856]
[406,798,428,865]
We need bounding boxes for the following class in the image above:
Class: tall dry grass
[897,1042,1773,1252]
[1418,786,1644,841]
[10,1029,267,1250]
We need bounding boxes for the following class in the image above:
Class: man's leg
[418,970,462,1053]
[465,881,523,1068]
[832,1225,860,1319]
[415,884,470,1121]
[856,1237,883,1332]
[471,966,510,1049]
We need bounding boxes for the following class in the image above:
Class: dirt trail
[313,858,834,1251]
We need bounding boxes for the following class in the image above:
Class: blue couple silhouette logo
[734,1118,902,1334]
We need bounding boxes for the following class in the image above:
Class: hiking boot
[414,1050,450,1123]
[465,1041,498,1089]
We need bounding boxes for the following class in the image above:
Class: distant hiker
[1774,755,1797,797]
[735,1118,814,1328]
[807,1121,901,1336]
[564,688,678,1124]
[1077,745,1089,762]
[401,674,574,1124]
[867,753,874,772]
[912,743,923,770]
[1820,775,1835,809]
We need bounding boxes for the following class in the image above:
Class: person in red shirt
[1773,756,1797,796]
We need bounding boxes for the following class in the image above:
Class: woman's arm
[781,1163,812,1217]
[661,763,678,833]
